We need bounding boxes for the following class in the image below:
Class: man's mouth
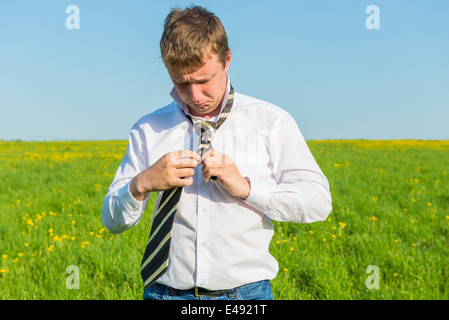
[192,102,207,108]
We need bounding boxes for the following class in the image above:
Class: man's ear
[224,50,232,71]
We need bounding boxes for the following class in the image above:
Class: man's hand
[201,149,251,200]
[130,150,200,201]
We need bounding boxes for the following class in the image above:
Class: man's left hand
[201,149,251,200]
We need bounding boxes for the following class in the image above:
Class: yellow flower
[394,240,399,243]
[445,216,449,220]
[276,240,280,244]
[2,255,7,259]
[338,222,346,228]
[332,234,336,238]
[309,230,314,234]
[290,247,294,251]
[0,268,7,273]
[323,238,327,242]
[18,253,23,257]
[393,273,398,277]
[410,219,415,223]
[71,220,76,224]
[48,228,53,233]
[24,243,29,247]
[284,268,288,272]
[293,237,297,241]
[412,243,416,247]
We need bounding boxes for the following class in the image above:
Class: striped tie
[140,86,234,290]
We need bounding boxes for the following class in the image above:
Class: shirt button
[201,242,207,247]
[201,208,207,213]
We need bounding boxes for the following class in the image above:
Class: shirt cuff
[118,180,146,213]
[243,175,270,213]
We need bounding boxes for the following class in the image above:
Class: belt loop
[227,288,237,299]
[169,286,177,296]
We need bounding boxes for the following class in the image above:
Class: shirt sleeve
[102,123,151,234]
[243,114,332,223]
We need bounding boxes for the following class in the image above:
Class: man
[102,6,332,300]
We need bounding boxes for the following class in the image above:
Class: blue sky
[0,0,448,141]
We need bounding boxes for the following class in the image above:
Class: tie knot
[194,120,216,156]
[193,120,216,136]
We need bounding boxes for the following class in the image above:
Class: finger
[176,176,194,187]
[172,150,201,161]
[176,167,195,178]
[208,149,218,181]
[202,165,209,182]
[208,150,217,181]
[171,150,200,166]
[200,150,210,164]
[201,149,220,164]
[202,164,219,183]
[174,149,201,159]
[176,159,200,168]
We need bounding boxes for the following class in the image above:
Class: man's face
[166,51,231,119]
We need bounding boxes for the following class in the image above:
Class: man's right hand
[129,150,200,201]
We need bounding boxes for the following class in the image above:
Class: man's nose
[189,84,202,102]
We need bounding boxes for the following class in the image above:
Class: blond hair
[160,6,230,68]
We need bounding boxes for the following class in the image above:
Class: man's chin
[188,105,220,118]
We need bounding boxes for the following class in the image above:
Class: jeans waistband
[153,282,238,298]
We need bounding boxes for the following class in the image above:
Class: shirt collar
[170,74,231,122]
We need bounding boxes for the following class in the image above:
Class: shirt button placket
[196,175,210,288]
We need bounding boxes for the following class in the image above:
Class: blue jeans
[143,280,273,300]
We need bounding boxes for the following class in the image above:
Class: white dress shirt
[102,76,332,290]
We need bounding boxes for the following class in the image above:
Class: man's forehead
[167,54,219,81]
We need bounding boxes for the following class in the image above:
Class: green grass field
[1,139,448,300]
